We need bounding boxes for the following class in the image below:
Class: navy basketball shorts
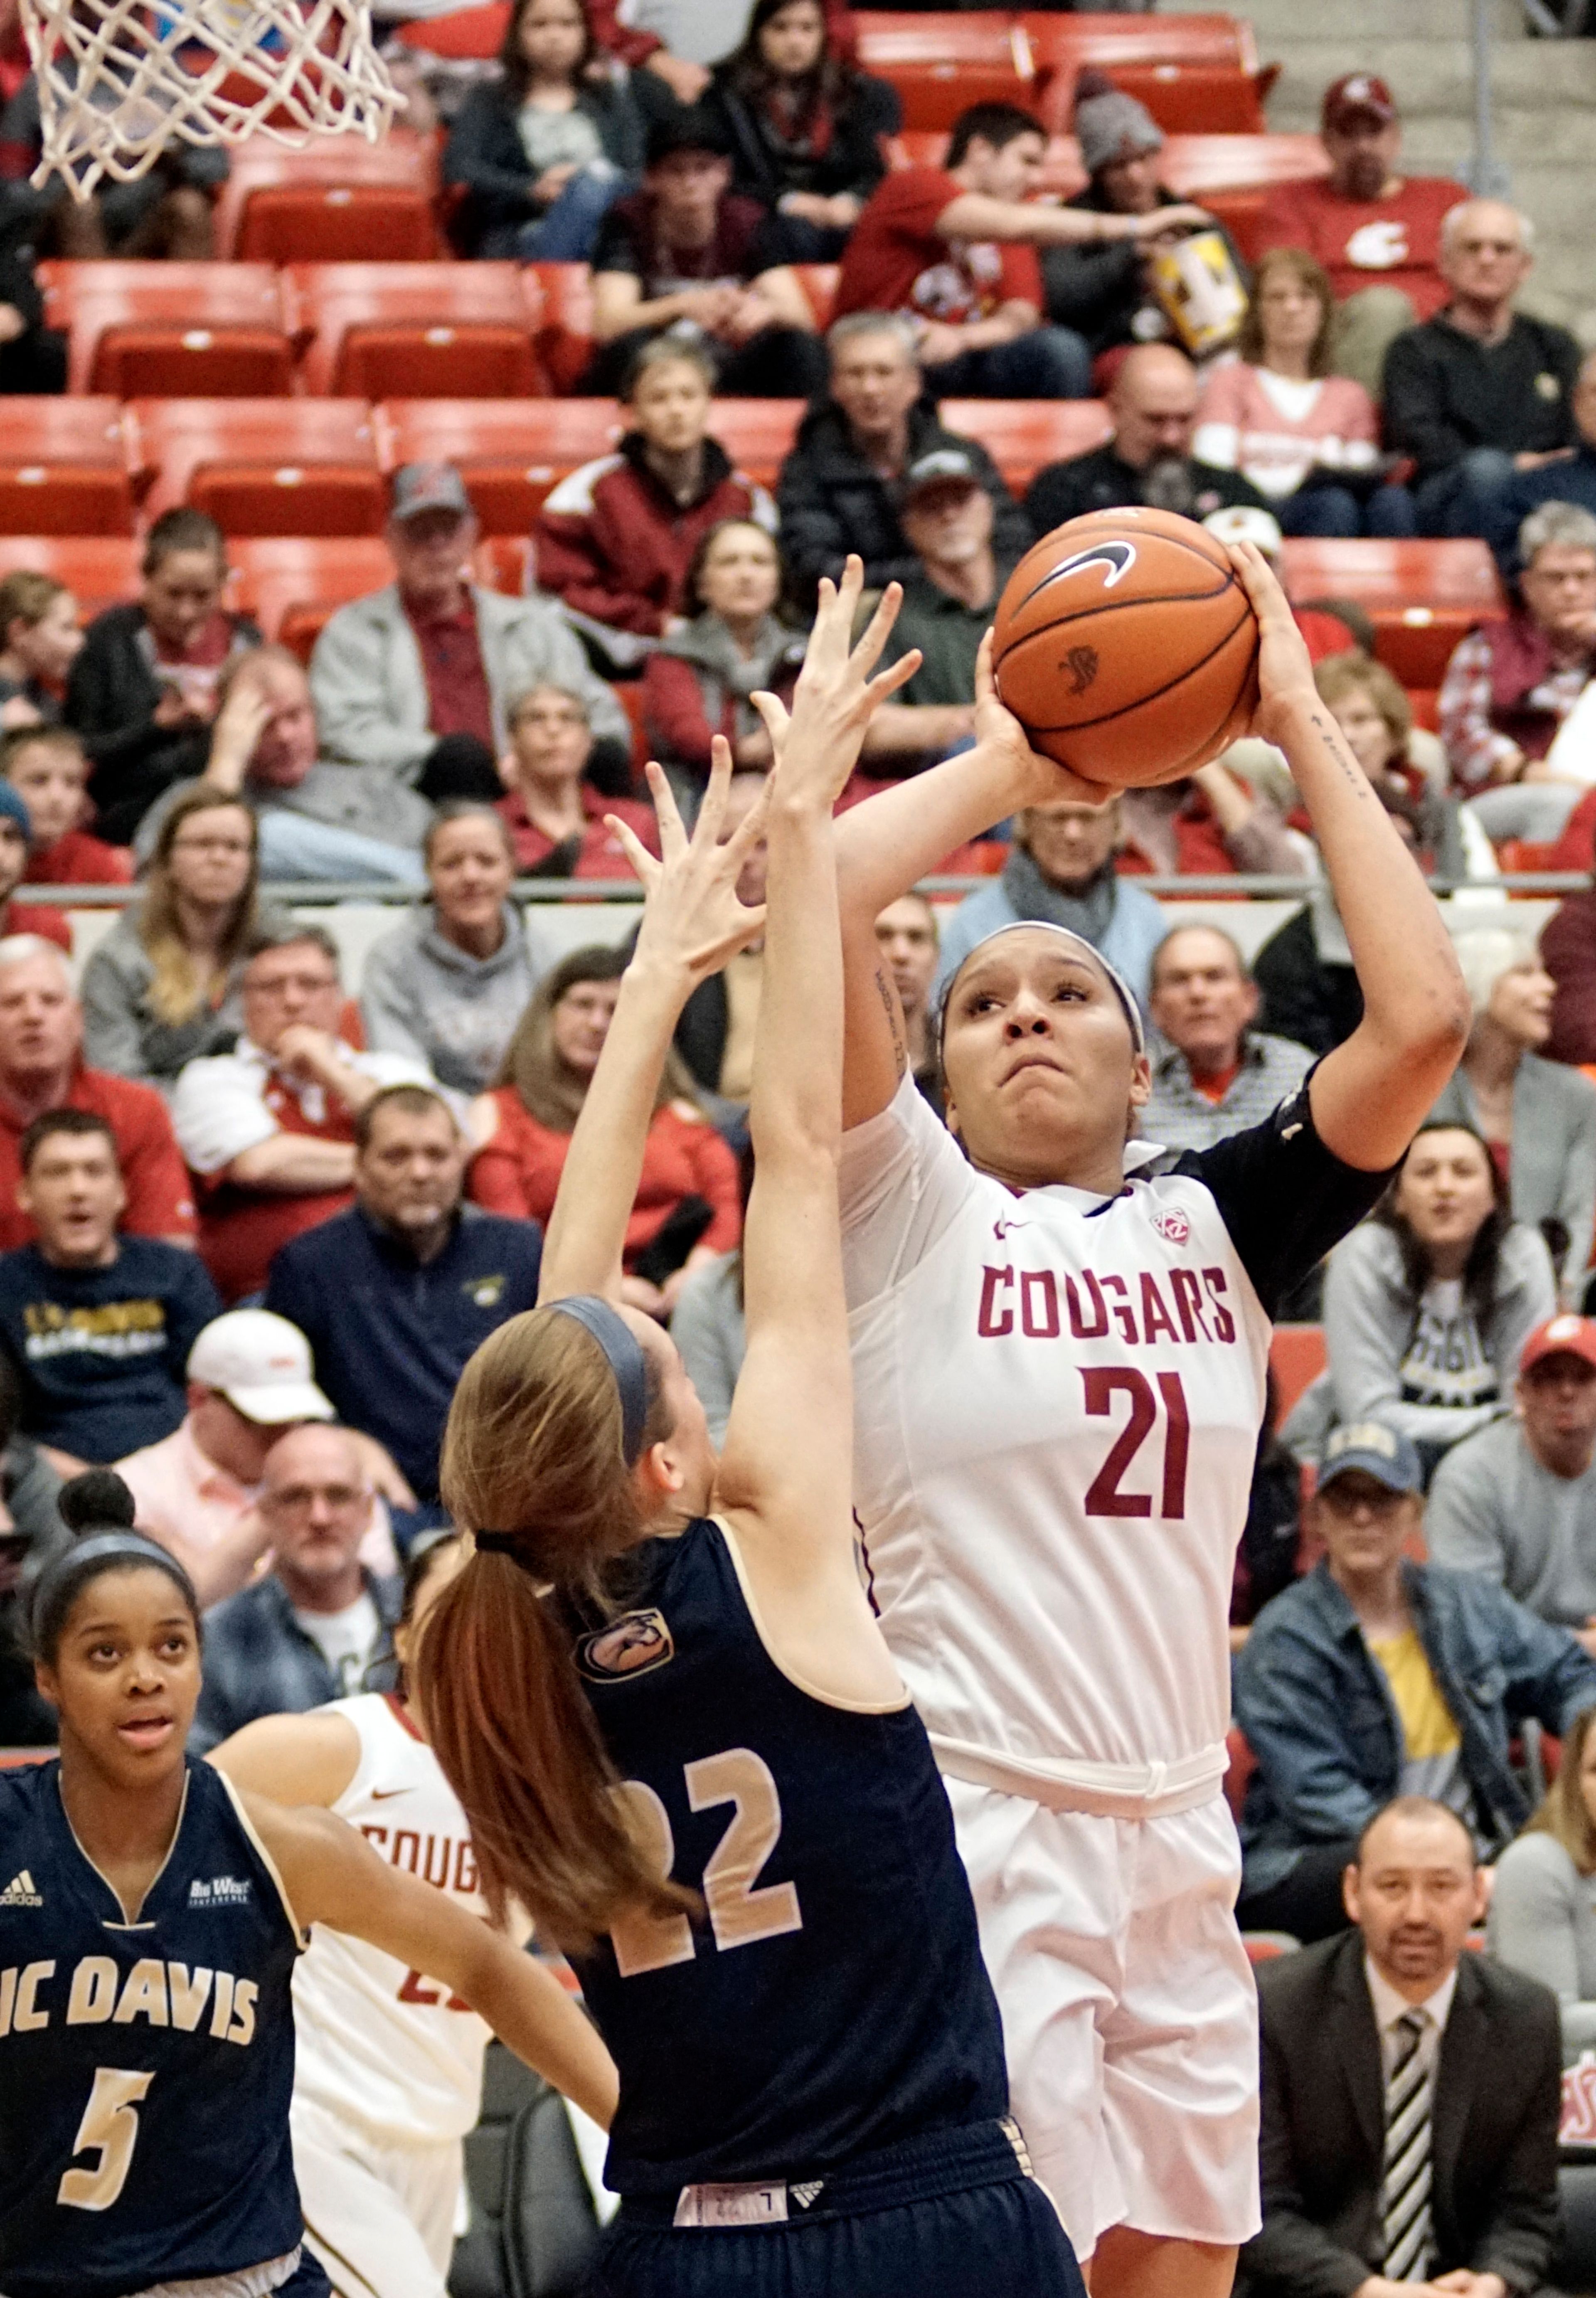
[587,2120,1086,2298]
[278,2250,334,2298]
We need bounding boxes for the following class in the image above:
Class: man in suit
[1241,1796,1562,2298]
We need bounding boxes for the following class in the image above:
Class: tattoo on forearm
[1307,709,1372,800]
[874,964,908,1079]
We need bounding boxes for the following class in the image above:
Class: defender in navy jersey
[0,1525,616,2298]
[417,577,1084,2294]
[828,543,1473,2296]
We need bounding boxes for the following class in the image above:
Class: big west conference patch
[576,1608,676,1682]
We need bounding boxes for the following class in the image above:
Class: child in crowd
[0,571,81,729]
[0,725,133,886]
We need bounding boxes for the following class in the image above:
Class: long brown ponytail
[414,1308,695,1954]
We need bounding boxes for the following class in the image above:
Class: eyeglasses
[172,835,252,856]
[247,972,337,999]
[264,1483,367,1512]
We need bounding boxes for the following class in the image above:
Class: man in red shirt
[0,936,194,1252]
[1256,72,1469,394]
[835,99,1207,399]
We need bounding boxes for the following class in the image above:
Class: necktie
[1381,2007,1434,2282]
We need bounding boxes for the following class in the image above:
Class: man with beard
[1241,1796,1560,2298]
[1023,343,1268,537]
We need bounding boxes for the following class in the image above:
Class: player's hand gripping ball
[991,506,1262,788]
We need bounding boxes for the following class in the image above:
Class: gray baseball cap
[390,462,473,523]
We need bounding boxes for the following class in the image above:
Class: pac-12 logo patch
[1153,1207,1190,1245]
[576,1608,675,1682]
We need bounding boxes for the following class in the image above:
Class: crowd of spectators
[13,17,1596,2290]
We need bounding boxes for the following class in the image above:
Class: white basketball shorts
[290,2093,464,2298]
[943,1781,1261,2260]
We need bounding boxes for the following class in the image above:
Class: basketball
[991,507,1261,789]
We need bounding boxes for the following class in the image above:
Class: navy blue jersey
[0,1756,305,2298]
[573,1518,1009,2195]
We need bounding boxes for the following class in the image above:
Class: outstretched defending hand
[1226,539,1320,750]
[608,740,767,985]
[749,554,923,803]
[970,628,1115,810]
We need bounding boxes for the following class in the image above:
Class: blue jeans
[1278,480,1417,538]
[257,808,426,885]
[924,325,1093,401]
[515,165,630,264]
[1414,446,1520,539]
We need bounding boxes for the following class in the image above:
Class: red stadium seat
[212,132,444,261]
[1040,63,1268,139]
[1278,539,1505,689]
[0,537,140,614]
[707,401,805,487]
[38,262,292,397]
[1017,12,1262,76]
[395,2,508,56]
[0,397,133,536]
[228,536,397,659]
[792,264,840,332]
[1159,134,1329,197]
[130,399,384,534]
[522,262,595,394]
[286,263,546,398]
[375,398,623,531]
[1243,1933,1301,1963]
[475,535,534,596]
[940,399,1111,490]
[1268,1324,1327,1425]
[851,15,1033,131]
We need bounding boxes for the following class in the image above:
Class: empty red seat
[38,262,292,397]
[1159,133,1330,197]
[940,399,1111,489]
[286,263,545,398]
[522,262,596,394]
[228,536,396,659]
[212,131,444,262]
[707,401,805,487]
[1040,62,1268,138]
[1279,539,1505,687]
[852,15,1032,131]
[0,537,140,615]
[0,398,132,536]
[130,399,384,534]
[1017,12,1261,77]
[395,2,509,57]
[791,264,840,332]
[376,398,621,530]
[1268,1323,1327,1424]
[475,536,534,597]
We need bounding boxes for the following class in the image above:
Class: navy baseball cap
[1319,1419,1423,1496]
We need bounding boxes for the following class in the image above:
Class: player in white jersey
[211,1532,539,2298]
[809,542,1472,2298]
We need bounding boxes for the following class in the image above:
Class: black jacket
[1041,182,1246,357]
[443,73,646,259]
[1241,1930,1562,2298]
[1252,905,1363,1057]
[1384,309,1582,482]
[64,604,262,847]
[702,67,899,215]
[1024,441,1269,538]
[777,398,1031,603]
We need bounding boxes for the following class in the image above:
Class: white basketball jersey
[291,1694,516,2145]
[840,1076,1271,1787]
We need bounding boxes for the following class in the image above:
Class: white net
[20,0,404,194]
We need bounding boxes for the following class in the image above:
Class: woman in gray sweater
[1490,1701,1596,2058]
[360,801,552,1096]
[1296,1120,1557,1483]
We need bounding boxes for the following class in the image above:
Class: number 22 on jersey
[610,1747,803,1979]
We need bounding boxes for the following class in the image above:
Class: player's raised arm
[240,1791,619,2130]
[535,751,767,1305]
[1227,542,1471,1169]
[715,564,916,1590]
[832,633,1109,1126]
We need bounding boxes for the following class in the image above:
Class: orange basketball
[991,507,1260,788]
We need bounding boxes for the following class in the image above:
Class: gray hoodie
[359,902,552,1095]
[81,901,296,1089]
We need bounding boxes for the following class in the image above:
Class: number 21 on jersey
[610,1746,803,1979]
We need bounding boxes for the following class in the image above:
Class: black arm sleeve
[1171,1069,1396,1320]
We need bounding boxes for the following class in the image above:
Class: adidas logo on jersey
[190,1876,252,1905]
[0,1871,41,1906]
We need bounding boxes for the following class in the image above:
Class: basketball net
[20,0,404,193]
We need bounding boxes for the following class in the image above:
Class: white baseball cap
[187,1309,335,1426]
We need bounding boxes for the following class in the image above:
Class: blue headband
[546,1294,650,1468]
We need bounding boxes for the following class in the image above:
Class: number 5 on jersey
[610,1747,803,1978]
[59,2068,153,2211]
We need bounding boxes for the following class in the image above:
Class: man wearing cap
[264,1084,543,1507]
[1255,73,1470,395]
[777,312,1030,606]
[1024,343,1271,536]
[1383,200,1581,541]
[309,462,631,810]
[1041,72,1244,364]
[1233,1415,1596,1945]
[115,1305,398,1607]
[0,1108,221,1471]
[585,112,829,399]
[1428,1314,1596,1653]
